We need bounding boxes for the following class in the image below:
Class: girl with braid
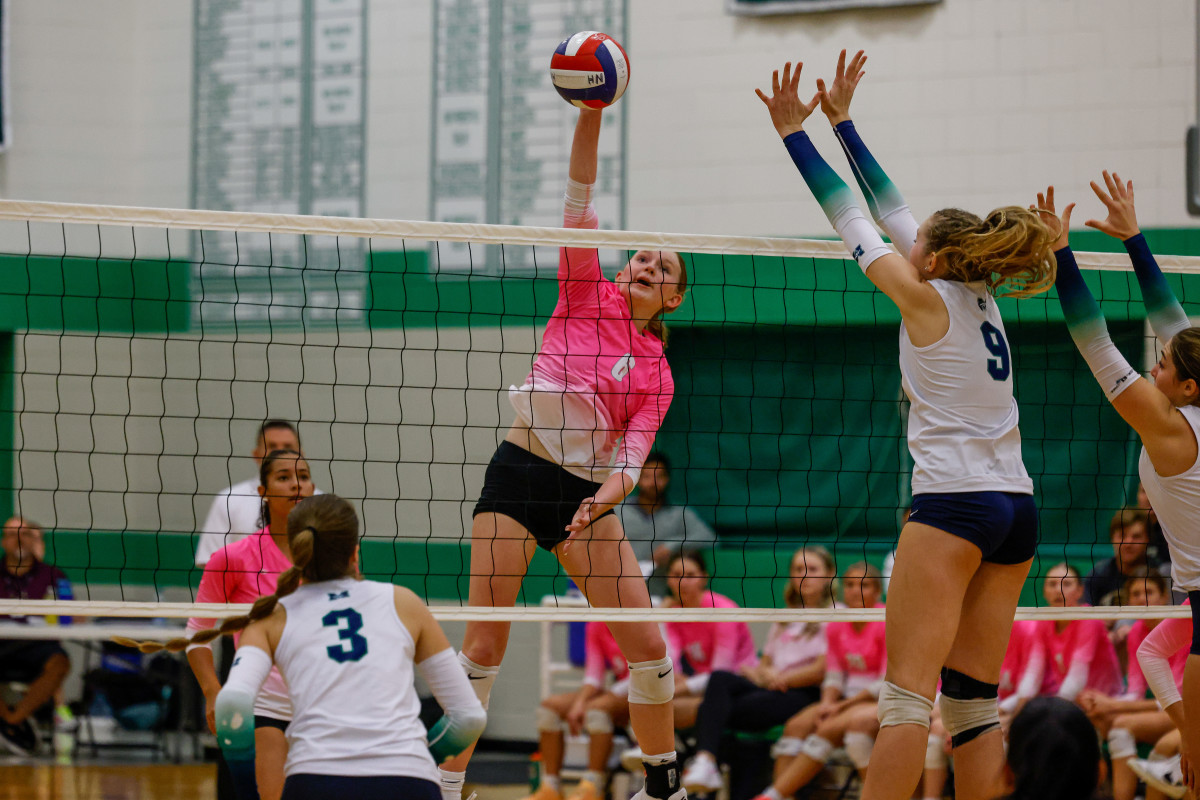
[756,50,1057,800]
[1040,171,1200,793]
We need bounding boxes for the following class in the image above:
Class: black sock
[644,759,680,799]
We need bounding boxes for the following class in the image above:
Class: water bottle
[528,752,542,792]
[55,578,73,625]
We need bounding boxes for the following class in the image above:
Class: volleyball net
[0,199,1197,624]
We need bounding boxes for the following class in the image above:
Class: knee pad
[536,706,564,733]
[770,736,805,759]
[925,733,948,770]
[1108,726,1137,760]
[458,652,501,710]
[844,731,875,770]
[877,681,933,729]
[584,708,614,735]
[627,656,675,705]
[938,668,999,748]
[800,734,834,764]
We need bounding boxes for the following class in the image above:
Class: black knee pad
[939,667,1000,749]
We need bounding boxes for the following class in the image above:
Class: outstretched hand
[755,60,821,140]
[1033,185,1074,252]
[1085,170,1140,241]
[817,49,866,126]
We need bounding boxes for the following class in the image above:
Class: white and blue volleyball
[549,31,630,109]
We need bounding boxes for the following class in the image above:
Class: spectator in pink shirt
[1031,563,1123,702]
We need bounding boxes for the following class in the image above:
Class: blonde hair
[784,545,837,609]
[925,207,1057,298]
[644,251,689,346]
[115,495,360,654]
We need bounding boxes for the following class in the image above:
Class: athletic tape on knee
[584,708,614,735]
[1107,726,1137,760]
[800,734,835,764]
[925,733,948,770]
[877,681,933,729]
[458,652,500,710]
[536,706,564,733]
[844,731,875,770]
[938,669,1000,748]
[770,736,805,759]
[627,656,675,705]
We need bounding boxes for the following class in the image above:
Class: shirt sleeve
[612,365,673,483]
[679,508,717,547]
[1058,622,1103,701]
[1125,625,1149,700]
[822,625,846,691]
[1137,617,1192,709]
[708,621,748,673]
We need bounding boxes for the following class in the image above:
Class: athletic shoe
[1128,754,1186,800]
[565,780,601,800]
[620,745,646,773]
[680,756,723,795]
[518,786,562,800]
[0,718,37,756]
[630,789,688,800]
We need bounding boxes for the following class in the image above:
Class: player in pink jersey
[1132,600,1194,797]
[750,564,887,800]
[186,449,314,800]
[442,105,691,800]
[1075,573,1181,800]
[1030,564,1122,702]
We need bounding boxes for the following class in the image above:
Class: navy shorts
[254,715,290,732]
[473,440,614,552]
[282,775,439,800]
[908,492,1039,564]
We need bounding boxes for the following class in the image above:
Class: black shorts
[908,491,1039,564]
[473,440,614,552]
[0,639,68,683]
[282,774,439,800]
[254,715,290,732]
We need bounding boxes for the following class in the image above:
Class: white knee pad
[938,694,999,747]
[536,706,564,733]
[458,652,500,710]
[844,731,875,770]
[770,736,805,759]
[877,681,933,729]
[627,656,675,705]
[800,734,834,764]
[1107,726,1137,760]
[925,733,948,770]
[584,708,614,735]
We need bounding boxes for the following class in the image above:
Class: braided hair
[115,494,360,654]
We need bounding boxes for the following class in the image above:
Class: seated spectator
[998,619,1042,722]
[1128,728,1187,799]
[0,516,72,755]
[1001,696,1102,800]
[195,420,322,567]
[1031,563,1123,702]
[1131,599,1193,799]
[678,546,835,796]
[1083,507,1158,607]
[1137,480,1172,572]
[614,452,716,596]
[1079,572,1181,800]
[750,563,886,800]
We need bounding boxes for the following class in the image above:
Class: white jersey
[1140,405,1200,591]
[274,577,438,781]
[899,280,1033,495]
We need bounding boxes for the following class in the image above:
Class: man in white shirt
[194,420,306,566]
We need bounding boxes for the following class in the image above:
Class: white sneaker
[680,756,722,795]
[621,745,646,773]
[1129,754,1186,800]
[630,789,687,800]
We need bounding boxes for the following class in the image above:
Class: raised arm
[818,49,919,254]
[1085,171,1191,342]
[561,108,603,286]
[1039,187,1196,473]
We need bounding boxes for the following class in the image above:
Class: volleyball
[549,31,630,109]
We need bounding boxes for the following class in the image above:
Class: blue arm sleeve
[831,120,919,254]
[1125,233,1191,342]
[1055,247,1140,400]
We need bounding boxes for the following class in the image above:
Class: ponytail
[926,206,1056,298]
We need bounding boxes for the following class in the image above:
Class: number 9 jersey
[898,280,1033,496]
[274,577,440,782]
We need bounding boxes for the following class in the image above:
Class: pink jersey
[1034,618,1123,699]
[824,608,887,696]
[1126,619,1188,699]
[762,621,827,674]
[999,620,1039,701]
[582,621,629,688]
[188,527,293,720]
[508,199,674,483]
[665,592,757,675]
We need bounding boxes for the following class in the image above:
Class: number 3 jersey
[274,577,438,781]
[898,279,1033,496]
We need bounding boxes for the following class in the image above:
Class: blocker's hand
[755,60,821,140]
[1033,185,1074,252]
[1085,170,1141,241]
[818,49,867,126]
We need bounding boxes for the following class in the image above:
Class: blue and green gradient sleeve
[832,120,919,254]
[782,130,892,272]
[1055,246,1139,401]
[1125,233,1191,342]
[215,646,274,800]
